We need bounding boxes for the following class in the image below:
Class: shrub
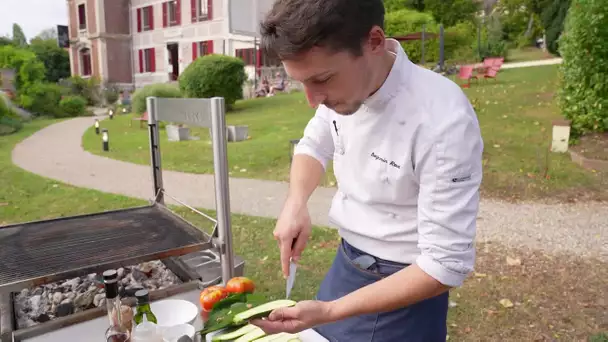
[178,54,246,108]
[0,96,22,135]
[384,9,478,64]
[61,76,101,106]
[557,0,608,137]
[18,82,63,117]
[132,83,182,115]
[103,84,120,105]
[477,13,509,60]
[0,45,46,104]
[59,95,87,117]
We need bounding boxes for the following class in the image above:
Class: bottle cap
[103,270,118,283]
[134,289,150,305]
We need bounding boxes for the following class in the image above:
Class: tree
[11,24,27,47]
[0,36,12,47]
[541,0,570,55]
[558,0,608,136]
[423,0,480,26]
[29,37,70,83]
[35,28,57,41]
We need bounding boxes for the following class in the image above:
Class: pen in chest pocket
[333,120,345,155]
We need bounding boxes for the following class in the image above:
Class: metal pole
[421,24,426,65]
[253,37,258,93]
[477,20,482,60]
[147,97,164,204]
[210,97,235,284]
[439,24,445,71]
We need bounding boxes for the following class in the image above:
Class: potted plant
[166,122,190,141]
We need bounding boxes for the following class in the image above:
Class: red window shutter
[192,42,198,60]
[207,0,213,20]
[162,2,168,27]
[191,0,197,22]
[150,48,156,72]
[148,6,154,29]
[137,8,142,32]
[208,40,214,54]
[138,50,143,73]
[176,0,182,25]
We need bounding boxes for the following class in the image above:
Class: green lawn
[83,65,606,201]
[507,47,557,63]
[4,120,607,340]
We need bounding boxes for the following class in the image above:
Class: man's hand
[274,200,311,278]
[250,300,332,334]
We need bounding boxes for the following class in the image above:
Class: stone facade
[66,0,270,89]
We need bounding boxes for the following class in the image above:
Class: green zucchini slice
[233,299,297,324]
[211,324,258,341]
[234,326,266,342]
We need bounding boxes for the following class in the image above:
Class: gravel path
[11,116,607,262]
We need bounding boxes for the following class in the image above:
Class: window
[235,48,255,66]
[191,0,212,22]
[80,48,91,76]
[139,48,156,73]
[192,40,213,60]
[163,0,181,27]
[137,5,154,32]
[78,4,86,30]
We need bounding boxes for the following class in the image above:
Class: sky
[0,0,68,41]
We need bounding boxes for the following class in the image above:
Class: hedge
[132,83,182,115]
[557,0,608,136]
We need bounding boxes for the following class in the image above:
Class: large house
[66,0,277,89]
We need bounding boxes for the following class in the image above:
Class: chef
[250,0,484,341]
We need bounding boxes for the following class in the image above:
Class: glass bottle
[133,289,158,325]
[103,269,131,342]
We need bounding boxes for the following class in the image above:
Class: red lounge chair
[131,111,149,128]
[457,65,475,88]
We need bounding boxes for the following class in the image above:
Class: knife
[286,238,298,299]
[286,260,297,299]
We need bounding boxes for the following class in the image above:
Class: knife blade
[286,260,297,299]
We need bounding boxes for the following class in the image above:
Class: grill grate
[0,204,210,293]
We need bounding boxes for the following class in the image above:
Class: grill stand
[0,96,243,341]
[147,96,236,284]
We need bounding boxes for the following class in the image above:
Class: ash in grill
[13,261,181,329]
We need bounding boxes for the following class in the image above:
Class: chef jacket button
[388,213,397,218]
[339,147,345,155]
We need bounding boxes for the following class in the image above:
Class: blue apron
[313,239,449,342]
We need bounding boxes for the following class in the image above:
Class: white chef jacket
[294,38,484,287]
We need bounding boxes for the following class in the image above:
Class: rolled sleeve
[293,105,335,170]
[415,109,484,287]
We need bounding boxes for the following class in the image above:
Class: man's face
[282,44,375,115]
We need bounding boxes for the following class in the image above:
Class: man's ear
[367,26,386,55]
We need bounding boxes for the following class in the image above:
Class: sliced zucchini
[233,299,297,324]
[254,333,298,342]
[211,323,257,341]
[251,332,298,342]
[234,326,266,342]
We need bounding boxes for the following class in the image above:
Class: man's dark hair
[260,0,385,60]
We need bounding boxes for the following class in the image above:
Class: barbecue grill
[0,97,243,341]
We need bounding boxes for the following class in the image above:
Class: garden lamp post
[94,119,100,135]
[108,109,114,120]
[102,129,109,151]
[122,107,127,114]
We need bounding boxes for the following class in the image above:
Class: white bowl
[150,299,198,328]
[162,323,196,342]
